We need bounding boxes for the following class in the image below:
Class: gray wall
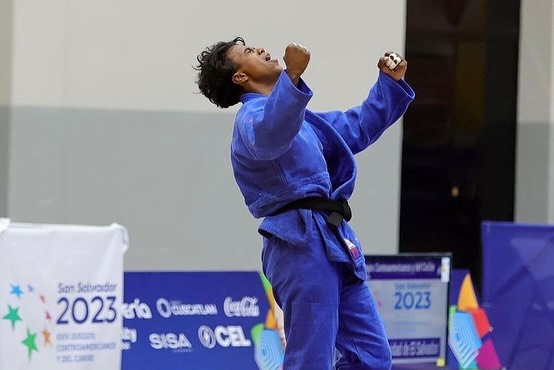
[0,0,12,217]
[0,0,11,105]
[9,108,261,270]
[515,0,554,223]
[550,1,554,221]
[6,0,408,271]
[0,106,9,218]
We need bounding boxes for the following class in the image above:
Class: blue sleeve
[235,71,313,160]
[317,71,415,154]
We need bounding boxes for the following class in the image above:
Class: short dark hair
[194,37,246,108]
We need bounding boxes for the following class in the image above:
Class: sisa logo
[198,325,252,349]
[121,298,152,319]
[149,332,192,350]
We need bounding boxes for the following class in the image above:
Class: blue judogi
[231,70,414,369]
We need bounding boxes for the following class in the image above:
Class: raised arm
[318,51,415,154]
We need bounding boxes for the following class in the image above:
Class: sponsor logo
[121,298,152,320]
[156,298,218,318]
[149,332,193,352]
[198,325,252,348]
[198,326,217,349]
[121,327,137,351]
[121,327,137,342]
[224,296,260,317]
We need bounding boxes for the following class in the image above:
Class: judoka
[195,37,415,370]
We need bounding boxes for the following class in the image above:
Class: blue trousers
[261,218,392,370]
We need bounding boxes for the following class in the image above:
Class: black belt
[273,197,352,227]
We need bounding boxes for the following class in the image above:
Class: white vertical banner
[0,220,128,370]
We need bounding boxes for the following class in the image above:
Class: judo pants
[261,220,392,370]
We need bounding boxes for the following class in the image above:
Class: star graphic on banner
[41,328,52,346]
[10,284,23,299]
[27,284,34,293]
[45,311,52,321]
[2,305,22,330]
[22,329,39,359]
[39,294,46,303]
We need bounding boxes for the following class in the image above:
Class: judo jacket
[231,70,415,279]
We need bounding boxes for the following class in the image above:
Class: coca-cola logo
[223,296,260,317]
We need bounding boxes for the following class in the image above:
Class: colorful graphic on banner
[122,271,283,370]
[0,221,128,370]
[481,221,554,370]
[255,274,285,369]
[448,270,502,370]
[365,254,451,366]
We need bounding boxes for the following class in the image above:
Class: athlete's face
[227,44,282,88]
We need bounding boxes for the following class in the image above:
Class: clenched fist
[377,51,407,81]
[284,43,310,86]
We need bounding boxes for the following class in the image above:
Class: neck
[243,76,279,96]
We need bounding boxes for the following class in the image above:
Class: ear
[232,71,248,85]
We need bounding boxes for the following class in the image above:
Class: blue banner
[121,271,282,370]
[481,221,554,370]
